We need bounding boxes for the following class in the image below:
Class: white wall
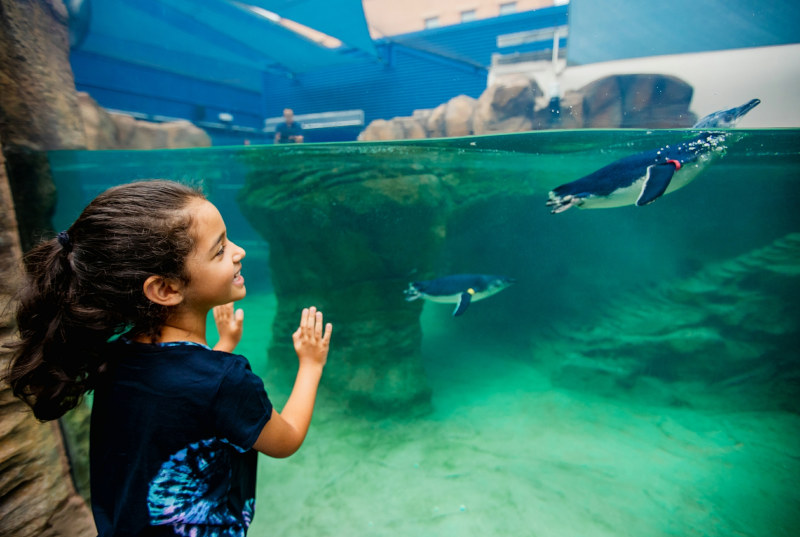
[492,44,800,127]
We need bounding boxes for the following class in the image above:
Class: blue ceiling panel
[75,0,379,80]
[83,0,263,68]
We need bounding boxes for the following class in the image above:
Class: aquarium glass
[49,127,800,536]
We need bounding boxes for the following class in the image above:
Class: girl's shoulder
[109,338,253,378]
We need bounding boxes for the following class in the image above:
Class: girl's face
[180,199,246,312]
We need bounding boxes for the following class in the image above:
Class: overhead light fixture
[233,2,343,49]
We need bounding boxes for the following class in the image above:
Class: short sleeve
[213,355,273,451]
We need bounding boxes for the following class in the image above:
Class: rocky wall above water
[359,74,697,141]
[0,1,96,533]
[77,92,212,150]
[0,136,95,536]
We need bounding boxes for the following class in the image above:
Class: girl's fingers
[305,307,315,331]
[300,308,309,331]
[314,311,323,338]
[323,322,333,344]
[298,306,331,343]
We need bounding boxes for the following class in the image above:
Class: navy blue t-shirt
[274,121,303,143]
[90,339,273,537]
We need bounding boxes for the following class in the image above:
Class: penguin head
[488,276,515,292]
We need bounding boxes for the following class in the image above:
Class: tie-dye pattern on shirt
[148,438,254,536]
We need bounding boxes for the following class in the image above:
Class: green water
[50,129,800,536]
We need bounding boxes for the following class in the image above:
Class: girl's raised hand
[253,306,333,458]
[213,302,244,352]
[292,306,332,368]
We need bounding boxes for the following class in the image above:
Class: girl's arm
[253,306,332,458]
[212,303,244,352]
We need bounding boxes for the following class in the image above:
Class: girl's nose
[231,241,246,261]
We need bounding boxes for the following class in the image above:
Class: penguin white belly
[421,293,463,304]
[663,155,714,194]
[581,154,715,209]
[421,290,494,303]
[582,180,646,208]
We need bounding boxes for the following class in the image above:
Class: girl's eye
[216,245,226,257]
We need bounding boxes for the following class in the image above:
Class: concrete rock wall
[77,92,212,150]
[0,135,95,537]
[359,73,696,141]
[0,0,87,251]
[0,0,96,532]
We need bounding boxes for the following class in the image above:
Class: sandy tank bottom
[219,291,799,537]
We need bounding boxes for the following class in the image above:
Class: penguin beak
[731,98,761,123]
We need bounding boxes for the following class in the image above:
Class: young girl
[4,180,332,536]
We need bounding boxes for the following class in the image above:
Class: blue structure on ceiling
[262,7,567,142]
[70,1,568,144]
[567,0,800,65]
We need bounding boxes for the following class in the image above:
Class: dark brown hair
[4,180,205,420]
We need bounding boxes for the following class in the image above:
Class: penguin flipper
[452,292,472,316]
[636,162,678,206]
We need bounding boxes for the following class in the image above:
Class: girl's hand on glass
[292,306,332,368]
[213,302,244,352]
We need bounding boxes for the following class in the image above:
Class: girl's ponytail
[4,180,204,421]
[8,234,111,420]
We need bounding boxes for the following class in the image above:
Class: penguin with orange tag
[546,132,733,213]
[546,98,762,214]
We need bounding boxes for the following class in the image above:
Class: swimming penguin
[692,98,760,128]
[545,132,734,213]
[404,274,515,316]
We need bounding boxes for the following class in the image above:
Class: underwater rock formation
[537,232,800,411]
[238,145,539,413]
[358,74,696,140]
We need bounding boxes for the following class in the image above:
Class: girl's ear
[142,275,184,306]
